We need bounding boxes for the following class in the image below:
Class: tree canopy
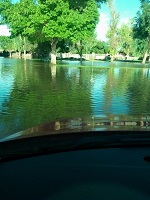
[0,0,106,63]
[133,0,150,63]
[106,0,119,61]
[117,23,133,57]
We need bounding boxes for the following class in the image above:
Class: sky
[96,0,141,41]
[0,25,11,36]
[0,0,141,40]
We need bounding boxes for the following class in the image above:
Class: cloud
[96,13,132,41]
[96,13,109,41]
[118,17,131,27]
[0,25,11,36]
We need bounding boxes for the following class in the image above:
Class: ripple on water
[1,59,150,138]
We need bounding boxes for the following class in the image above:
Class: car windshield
[0,0,150,143]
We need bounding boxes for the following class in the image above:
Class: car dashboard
[0,144,150,200]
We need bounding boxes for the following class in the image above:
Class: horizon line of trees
[0,35,111,58]
[0,0,150,64]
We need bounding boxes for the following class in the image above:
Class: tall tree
[133,0,150,64]
[68,0,100,63]
[106,0,119,61]
[117,23,133,58]
[34,0,74,64]
[0,0,106,64]
[34,0,102,64]
[0,0,37,58]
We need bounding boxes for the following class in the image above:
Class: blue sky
[0,0,141,40]
[101,0,140,19]
[96,0,141,41]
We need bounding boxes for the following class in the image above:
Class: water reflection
[0,59,14,114]
[51,64,56,79]
[0,58,150,137]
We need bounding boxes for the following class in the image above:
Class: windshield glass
[0,0,150,142]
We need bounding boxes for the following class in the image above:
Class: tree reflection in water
[0,58,150,138]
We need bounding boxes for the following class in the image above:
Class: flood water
[0,58,150,137]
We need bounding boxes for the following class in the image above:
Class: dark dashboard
[0,144,150,200]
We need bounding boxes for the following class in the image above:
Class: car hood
[0,115,150,161]
[0,115,150,143]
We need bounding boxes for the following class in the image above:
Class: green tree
[0,36,9,50]
[0,0,106,64]
[69,0,100,63]
[91,40,110,54]
[0,0,37,58]
[0,36,14,57]
[34,0,72,64]
[14,35,24,58]
[131,38,147,58]
[106,0,119,61]
[133,0,150,64]
[34,0,102,64]
[117,23,133,58]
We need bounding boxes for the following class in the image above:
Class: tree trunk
[9,51,12,58]
[110,55,114,62]
[80,54,83,64]
[24,49,26,59]
[76,40,83,64]
[23,37,26,59]
[51,38,58,65]
[18,51,21,58]
[60,52,62,60]
[126,53,129,60]
[142,49,148,64]
[79,40,83,64]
